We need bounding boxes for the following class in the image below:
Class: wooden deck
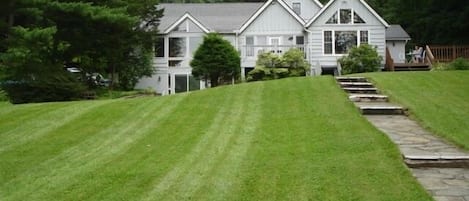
[392,63,431,71]
[385,45,434,72]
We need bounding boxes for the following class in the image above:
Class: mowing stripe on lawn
[142,83,264,201]
[0,100,112,153]
[0,96,186,201]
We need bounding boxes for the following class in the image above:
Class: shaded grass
[365,71,469,149]
[0,77,431,200]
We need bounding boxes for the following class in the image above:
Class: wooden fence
[429,45,469,62]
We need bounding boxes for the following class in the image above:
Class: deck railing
[240,45,305,58]
[429,45,469,62]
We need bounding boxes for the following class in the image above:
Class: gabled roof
[312,0,324,8]
[238,0,306,33]
[386,25,411,41]
[158,3,263,33]
[305,0,390,28]
[163,12,210,34]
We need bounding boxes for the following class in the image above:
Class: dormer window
[292,3,301,15]
[326,9,366,24]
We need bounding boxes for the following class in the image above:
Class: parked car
[64,65,110,87]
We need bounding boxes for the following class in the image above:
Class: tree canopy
[0,0,163,103]
[191,33,241,87]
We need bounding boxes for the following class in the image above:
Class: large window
[169,37,186,57]
[326,9,366,24]
[174,74,200,93]
[175,74,188,93]
[335,31,357,54]
[324,30,369,55]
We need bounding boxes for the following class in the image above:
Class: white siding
[283,0,322,21]
[386,40,407,63]
[306,0,387,74]
[242,2,304,35]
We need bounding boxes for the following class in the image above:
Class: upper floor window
[155,37,164,57]
[292,3,301,15]
[169,37,186,57]
[326,9,366,24]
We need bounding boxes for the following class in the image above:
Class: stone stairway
[336,76,469,200]
[336,77,407,115]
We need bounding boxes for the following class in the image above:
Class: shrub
[448,57,469,70]
[2,74,85,104]
[247,48,309,81]
[191,33,241,87]
[0,90,8,102]
[431,58,469,71]
[431,62,449,71]
[339,44,382,75]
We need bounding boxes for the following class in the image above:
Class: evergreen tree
[191,33,241,87]
[0,0,163,103]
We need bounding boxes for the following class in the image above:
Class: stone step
[339,82,375,88]
[404,155,469,168]
[349,94,389,102]
[360,106,407,115]
[355,102,407,115]
[342,87,379,94]
[335,77,368,83]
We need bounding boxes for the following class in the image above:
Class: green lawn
[0,77,431,201]
[365,71,469,150]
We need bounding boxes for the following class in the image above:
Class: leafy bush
[431,58,469,71]
[2,74,85,104]
[448,57,469,70]
[247,48,309,81]
[339,44,382,75]
[0,90,8,102]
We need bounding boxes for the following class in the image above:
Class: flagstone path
[336,76,469,201]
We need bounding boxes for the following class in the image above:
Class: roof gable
[386,25,411,41]
[158,3,263,33]
[238,0,305,33]
[163,13,210,34]
[306,0,389,27]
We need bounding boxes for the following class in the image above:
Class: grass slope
[365,71,469,149]
[0,77,431,201]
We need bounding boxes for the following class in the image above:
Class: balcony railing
[240,45,305,58]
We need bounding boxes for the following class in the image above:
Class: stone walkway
[336,77,469,201]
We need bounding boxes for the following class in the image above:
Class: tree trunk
[7,0,15,27]
[210,74,219,87]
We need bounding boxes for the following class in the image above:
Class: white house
[135,0,410,95]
